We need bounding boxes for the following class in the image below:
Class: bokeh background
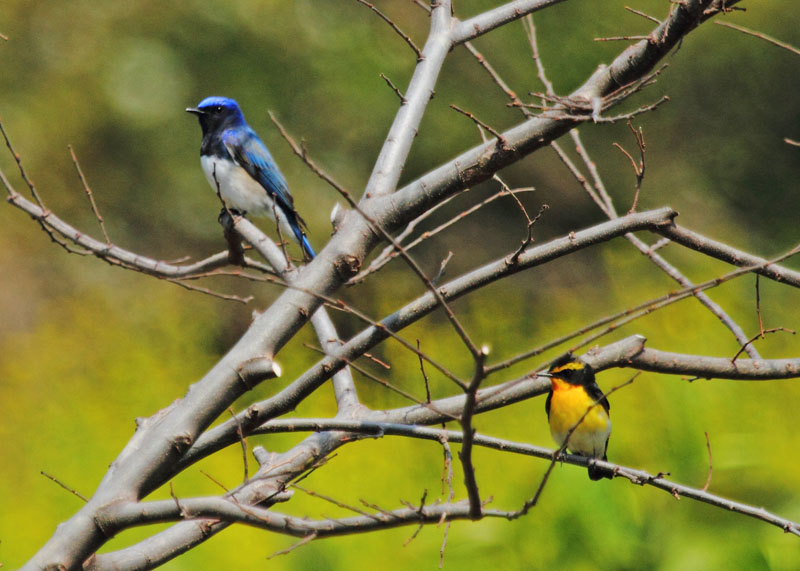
[2,1,799,569]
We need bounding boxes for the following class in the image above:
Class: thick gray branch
[657,222,800,287]
[181,209,676,466]
[376,0,739,226]
[627,348,800,380]
[453,0,568,44]
[232,217,360,414]
[5,190,236,277]
[362,0,452,199]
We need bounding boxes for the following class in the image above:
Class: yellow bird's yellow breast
[548,379,610,458]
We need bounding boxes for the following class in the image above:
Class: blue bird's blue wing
[222,128,315,259]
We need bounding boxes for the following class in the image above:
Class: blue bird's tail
[282,207,315,261]
[299,232,315,260]
[290,224,315,260]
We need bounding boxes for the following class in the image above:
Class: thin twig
[611,121,646,213]
[380,73,407,103]
[450,105,506,146]
[702,432,713,492]
[229,407,249,483]
[40,471,88,502]
[595,35,650,42]
[68,145,111,245]
[321,297,464,387]
[524,15,555,100]
[439,520,450,568]
[269,111,351,197]
[440,432,454,501]
[432,251,453,285]
[730,327,796,363]
[418,339,432,403]
[291,484,377,518]
[0,118,46,207]
[569,129,617,214]
[756,275,764,337]
[169,482,186,519]
[507,203,549,265]
[351,186,534,283]
[459,347,490,519]
[0,121,78,250]
[401,489,428,546]
[166,278,253,304]
[464,40,529,115]
[355,0,422,59]
[302,342,455,420]
[490,242,800,375]
[267,533,317,559]
[200,470,230,493]
[715,21,800,56]
[625,6,661,24]
[338,351,460,421]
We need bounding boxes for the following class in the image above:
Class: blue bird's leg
[218,208,245,265]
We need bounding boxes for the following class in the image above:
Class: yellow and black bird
[542,354,612,481]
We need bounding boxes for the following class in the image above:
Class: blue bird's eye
[214,106,223,114]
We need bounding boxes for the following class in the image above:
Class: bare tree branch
[180,209,678,467]
[231,216,361,414]
[93,411,800,555]
[655,222,800,287]
[361,0,452,200]
[715,20,800,56]
[15,0,800,568]
[453,0,568,44]
[384,0,742,226]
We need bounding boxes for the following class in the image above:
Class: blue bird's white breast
[200,154,278,219]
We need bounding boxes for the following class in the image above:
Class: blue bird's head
[186,96,245,135]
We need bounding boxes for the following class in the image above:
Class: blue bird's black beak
[185,107,204,115]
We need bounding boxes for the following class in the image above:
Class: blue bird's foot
[217,208,245,265]
[217,208,236,229]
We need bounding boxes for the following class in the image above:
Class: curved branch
[626,348,800,380]
[6,189,239,278]
[180,209,676,467]
[98,496,507,540]
[657,222,800,287]
[97,419,800,556]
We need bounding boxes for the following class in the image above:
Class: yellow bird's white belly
[549,381,611,458]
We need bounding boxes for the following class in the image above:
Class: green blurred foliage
[1,0,800,569]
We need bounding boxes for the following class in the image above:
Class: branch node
[237,357,283,388]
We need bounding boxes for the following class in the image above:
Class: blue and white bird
[186,96,315,260]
